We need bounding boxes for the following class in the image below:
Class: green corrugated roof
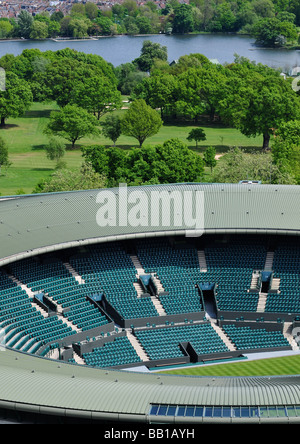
[1,347,300,419]
[0,183,299,266]
[1,183,300,420]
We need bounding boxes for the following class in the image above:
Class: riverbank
[0,32,298,52]
[0,34,297,70]
[0,31,296,46]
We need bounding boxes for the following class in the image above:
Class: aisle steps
[198,250,207,272]
[127,330,150,361]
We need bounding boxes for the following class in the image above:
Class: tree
[149,138,204,183]
[174,70,206,120]
[0,137,11,175]
[72,75,122,120]
[121,99,162,147]
[30,21,48,39]
[116,63,148,95]
[135,73,178,120]
[187,128,206,148]
[136,16,152,34]
[33,162,106,193]
[251,17,298,46]
[36,52,117,107]
[133,40,168,72]
[82,138,204,186]
[172,4,194,34]
[203,146,217,173]
[44,104,100,149]
[48,20,60,38]
[94,16,116,35]
[208,3,237,32]
[0,72,33,127]
[44,137,66,168]
[70,3,86,16]
[17,10,33,39]
[0,19,13,38]
[101,114,122,146]
[272,120,300,182]
[219,62,300,149]
[212,147,294,184]
[85,2,98,20]
[252,0,275,18]
[51,11,64,23]
[69,17,91,38]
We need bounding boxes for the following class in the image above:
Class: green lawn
[158,354,300,377]
[0,102,263,196]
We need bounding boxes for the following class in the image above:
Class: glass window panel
[150,405,159,415]
[222,407,232,418]
[185,406,195,417]
[286,406,296,417]
[267,407,278,417]
[213,407,222,417]
[157,405,168,416]
[194,407,204,417]
[232,407,241,418]
[295,406,300,416]
[259,407,268,417]
[167,405,177,416]
[177,406,186,416]
[241,407,250,418]
[276,407,286,416]
[250,407,260,417]
[204,407,213,417]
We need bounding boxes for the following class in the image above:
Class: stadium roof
[1,346,300,423]
[0,183,300,266]
[1,182,300,423]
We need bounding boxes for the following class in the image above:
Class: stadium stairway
[6,272,48,318]
[197,250,208,272]
[130,255,145,276]
[250,271,260,291]
[126,330,150,362]
[133,282,144,298]
[270,277,281,292]
[72,349,85,365]
[151,273,165,295]
[150,295,166,316]
[209,320,236,352]
[7,274,35,298]
[47,297,85,333]
[63,262,85,285]
[264,251,275,271]
[257,292,268,312]
[283,322,300,351]
[130,254,166,315]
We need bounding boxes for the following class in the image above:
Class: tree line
[0,0,299,47]
[0,46,299,192]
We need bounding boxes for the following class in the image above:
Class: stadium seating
[69,243,159,319]
[82,336,142,367]
[134,322,229,361]
[135,238,203,315]
[204,242,267,312]
[223,324,290,350]
[10,258,110,331]
[265,244,300,313]
[0,234,298,367]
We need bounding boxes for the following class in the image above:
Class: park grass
[157,354,300,377]
[0,101,263,196]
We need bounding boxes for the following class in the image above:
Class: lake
[0,33,299,71]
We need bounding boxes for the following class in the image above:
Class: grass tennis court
[158,354,300,377]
